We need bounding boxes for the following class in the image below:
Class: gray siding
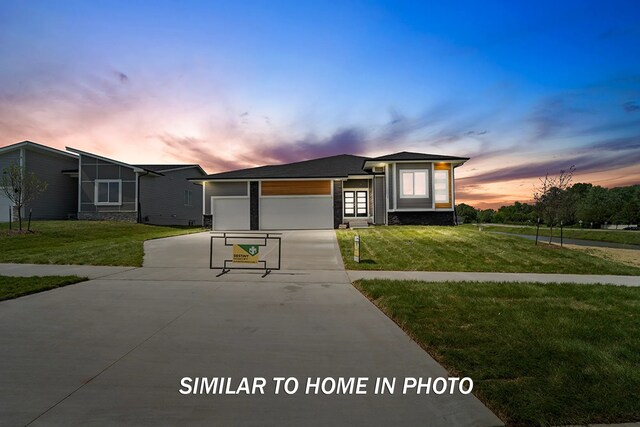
[374,175,385,224]
[343,179,369,189]
[0,150,22,172]
[79,154,137,213]
[139,167,205,226]
[25,149,77,219]
[395,162,432,209]
[203,182,248,214]
[1,148,77,220]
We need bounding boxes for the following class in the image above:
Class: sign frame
[210,232,282,278]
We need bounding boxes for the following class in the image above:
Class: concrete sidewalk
[347,270,640,286]
[2,263,638,286]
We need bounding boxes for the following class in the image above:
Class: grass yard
[336,226,640,275]
[475,224,640,246]
[0,275,87,301]
[0,221,204,266]
[355,279,640,426]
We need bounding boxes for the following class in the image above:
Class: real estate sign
[353,235,360,263]
[233,244,259,263]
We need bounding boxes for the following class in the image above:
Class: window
[400,170,428,197]
[184,189,193,206]
[434,170,450,203]
[94,180,121,205]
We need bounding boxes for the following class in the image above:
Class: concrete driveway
[0,230,502,426]
[143,230,345,271]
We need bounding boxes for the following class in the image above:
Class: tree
[533,166,575,244]
[455,203,477,223]
[1,162,48,231]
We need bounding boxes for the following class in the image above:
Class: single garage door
[260,180,333,230]
[0,192,12,222]
[212,197,250,230]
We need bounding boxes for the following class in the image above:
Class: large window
[434,170,450,203]
[184,189,193,206]
[400,170,428,198]
[94,180,121,205]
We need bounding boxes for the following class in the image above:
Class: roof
[368,151,469,161]
[134,164,207,175]
[198,154,370,180]
[195,151,469,181]
[0,141,78,159]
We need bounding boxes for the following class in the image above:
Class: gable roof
[369,151,469,161]
[198,154,369,180]
[134,164,207,175]
[194,151,469,181]
[0,140,78,159]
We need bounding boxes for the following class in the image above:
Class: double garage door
[212,180,333,230]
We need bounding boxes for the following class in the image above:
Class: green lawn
[355,279,640,426]
[336,226,640,275]
[475,224,640,246]
[0,221,204,266]
[0,275,87,301]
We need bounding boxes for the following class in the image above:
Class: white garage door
[260,197,333,230]
[0,192,12,222]
[212,198,250,230]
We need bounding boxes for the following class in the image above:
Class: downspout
[137,171,149,223]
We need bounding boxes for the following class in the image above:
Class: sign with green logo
[233,244,259,263]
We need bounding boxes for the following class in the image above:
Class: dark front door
[344,190,368,217]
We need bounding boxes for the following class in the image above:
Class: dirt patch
[565,244,640,268]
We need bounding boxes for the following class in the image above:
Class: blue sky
[1,0,639,206]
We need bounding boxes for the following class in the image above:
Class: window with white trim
[94,180,121,205]
[184,189,193,206]
[400,170,428,197]
[434,170,450,203]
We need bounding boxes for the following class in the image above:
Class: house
[0,141,78,222]
[190,151,469,230]
[0,141,207,226]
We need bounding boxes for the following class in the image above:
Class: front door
[344,190,368,217]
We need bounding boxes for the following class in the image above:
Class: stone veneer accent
[387,211,455,226]
[78,212,137,222]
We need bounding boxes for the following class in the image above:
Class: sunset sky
[1,1,639,208]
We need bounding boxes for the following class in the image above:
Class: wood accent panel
[261,180,331,196]
[434,163,452,209]
[433,162,452,171]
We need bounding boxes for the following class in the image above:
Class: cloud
[158,133,247,172]
[623,101,639,112]
[527,95,591,141]
[459,138,640,186]
[253,127,368,164]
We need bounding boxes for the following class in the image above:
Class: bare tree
[533,166,575,244]
[1,162,48,231]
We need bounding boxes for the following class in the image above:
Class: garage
[260,180,333,230]
[211,197,250,230]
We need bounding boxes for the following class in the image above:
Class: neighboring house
[0,141,207,226]
[135,164,207,226]
[67,147,206,225]
[0,141,78,221]
[190,151,469,230]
